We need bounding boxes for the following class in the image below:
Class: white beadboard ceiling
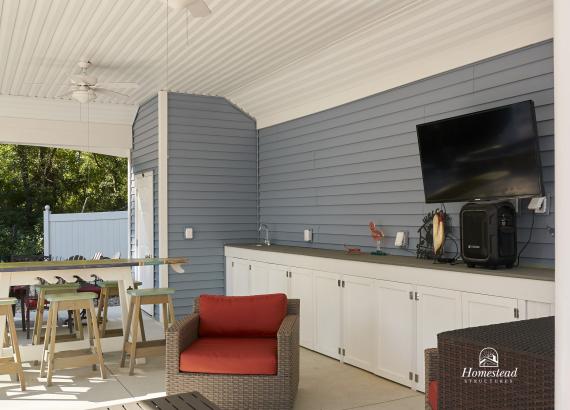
[0,0,553,128]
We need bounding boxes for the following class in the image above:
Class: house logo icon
[479,347,499,368]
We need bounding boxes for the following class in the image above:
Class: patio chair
[166,293,300,410]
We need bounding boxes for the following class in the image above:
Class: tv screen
[416,100,544,203]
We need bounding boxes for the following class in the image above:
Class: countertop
[226,244,554,282]
[0,257,189,272]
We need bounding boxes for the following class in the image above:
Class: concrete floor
[0,307,424,410]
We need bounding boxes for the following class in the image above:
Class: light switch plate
[184,227,194,239]
[395,231,408,248]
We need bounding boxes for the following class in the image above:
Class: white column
[555,0,570,408]
[43,205,51,258]
[158,90,169,290]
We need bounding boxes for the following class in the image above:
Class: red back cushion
[198,293,287,338]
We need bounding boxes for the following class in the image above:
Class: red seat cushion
[198,294,287,338]
[78,284,101,295]
[428,380,439,410]
[180,337,277,375]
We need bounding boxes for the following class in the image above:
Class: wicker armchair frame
[425,348,439,410]
[166,298,300,410]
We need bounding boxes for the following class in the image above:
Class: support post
[43,205,51,259]
[554,0,569,407]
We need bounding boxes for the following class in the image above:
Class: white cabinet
[461,293,519,328]
[289,267,315,350]
[416,286,462,392]
[526,300,554,319]
[375,280,415,387]
[266,264,290,295]
[314,271,342,359]
[228,258,250,296]
[342,276,376,372]
[249,262,268,295]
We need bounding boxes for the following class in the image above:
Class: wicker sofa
[166,294,300,410]
[425,317,554,410]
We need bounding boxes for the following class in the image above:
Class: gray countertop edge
[225,244,554,282]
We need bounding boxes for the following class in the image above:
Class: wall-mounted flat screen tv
[416,100,544,203]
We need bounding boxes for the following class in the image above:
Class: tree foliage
[0,144,127,259]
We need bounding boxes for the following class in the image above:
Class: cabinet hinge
[342,348,345,356]
[231,261,234,267]
[338,279,341,287]
[409,291,413,300]
[341,280,345,288]
[338,347,341,355]
[514,307,519,319]
[409,372,413,380]
[249,265,251,270]
[414,292,419,301]
[414,374,419,383]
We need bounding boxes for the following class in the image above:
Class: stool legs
[86,303,106,378]
[41,298,106,386]
[120,297,135,368]
[47,301,59,386]
[1,306,26,391]
[128,297,142,375]
[121,293,174,375]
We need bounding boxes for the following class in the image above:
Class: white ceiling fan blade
[55,90,74,98]
[96,88,131,98]
[187,0,211,17]
[94,82,139,89]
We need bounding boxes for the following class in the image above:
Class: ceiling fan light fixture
[72,89,95,104]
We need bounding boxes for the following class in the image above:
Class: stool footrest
[0,361,20,373]
[123,339,165,358]
[53,349,99,369]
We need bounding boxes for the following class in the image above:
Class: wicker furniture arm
[425,348,439,410]
[166,313,199,380]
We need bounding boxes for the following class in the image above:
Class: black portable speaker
[460,201,517,269]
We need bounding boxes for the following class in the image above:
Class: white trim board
[158,90,169,289]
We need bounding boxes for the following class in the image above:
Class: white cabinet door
[342,275,376,372]
[289,267,315,349]
[314,271,342,359]
[266,264,290,296]
[375,280,414,387]
[462,293,519,328]
[526,300,554,319]
[230,259,251,296]
[249,262,269,295]
[416,286,462,392]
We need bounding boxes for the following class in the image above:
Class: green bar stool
[32,282,82,346]
[120,288,175,375]
[40,292,106,386]
[97,280,145,339]
[0,298,25,391]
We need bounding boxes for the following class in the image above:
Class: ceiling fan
[159,0,211,15]
[59,60,139,104]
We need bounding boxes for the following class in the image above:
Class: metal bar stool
[32,282,83,345]
[97,280,145,339]
[0,298,26,391]
[40,292,105,386]
[120,288,175,375]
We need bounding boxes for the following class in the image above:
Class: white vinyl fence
[43,205,128,260]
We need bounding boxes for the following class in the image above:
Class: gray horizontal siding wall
[131,96,159,281]
[168,93,258,316]
[259,40,554,267]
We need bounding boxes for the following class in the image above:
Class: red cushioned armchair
[166,294,300,410]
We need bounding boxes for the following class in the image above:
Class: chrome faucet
[259,223,271,246]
